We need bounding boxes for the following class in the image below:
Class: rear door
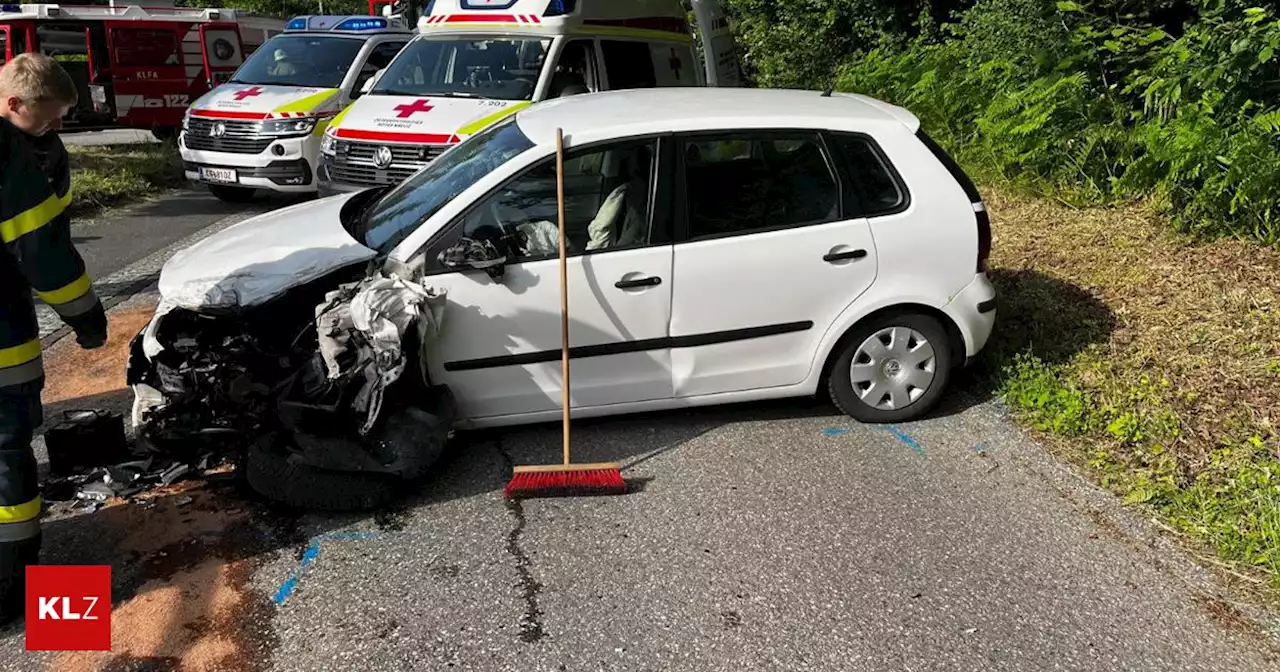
[199,23,244,87]
[667,129,879,398]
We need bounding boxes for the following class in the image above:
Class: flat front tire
[827,312,954,424]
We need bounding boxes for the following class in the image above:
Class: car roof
[512,87,922,147]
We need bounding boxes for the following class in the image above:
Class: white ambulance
[316,0,742,195]
[178,14,414,202]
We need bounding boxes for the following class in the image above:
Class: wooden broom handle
[556,128,571,466]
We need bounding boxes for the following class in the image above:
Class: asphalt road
[0,191,1278,670]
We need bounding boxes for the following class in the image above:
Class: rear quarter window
[828,132,908,217]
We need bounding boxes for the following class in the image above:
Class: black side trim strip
[443,321,814,372]
[977,298,997,314]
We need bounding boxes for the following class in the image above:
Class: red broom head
[503,467,627,499]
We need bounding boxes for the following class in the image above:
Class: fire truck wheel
[208,185,257,203]
[151,127,178,143]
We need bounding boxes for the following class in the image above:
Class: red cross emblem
[669,49,683,81]
[233,86,264,101]
[393,99,434,118]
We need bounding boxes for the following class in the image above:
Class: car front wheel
[827,312,954,423]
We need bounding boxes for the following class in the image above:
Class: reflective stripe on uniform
[456,102,531,137]
[0,340,40,369]
[0,496,41,524]
[0,517,40,542]
[36,270,91,306]
[0,192,66,244]
[0,356,42,387]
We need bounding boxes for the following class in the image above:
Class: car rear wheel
[208,184,257,203]
[827,312,954,423]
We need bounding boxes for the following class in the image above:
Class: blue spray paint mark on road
[973,442,988,455]
[883,425,925,456]
[273,531,380,606]
[822,427,851,436]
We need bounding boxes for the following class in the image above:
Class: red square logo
[25,565,111,651]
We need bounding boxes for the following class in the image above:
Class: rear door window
[680,131,841,240]
[650,43,697,86]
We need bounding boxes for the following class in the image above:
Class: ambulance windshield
[229,34,366,89]
[370,36,551,101]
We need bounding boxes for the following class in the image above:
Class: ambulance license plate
[200,167,237,184]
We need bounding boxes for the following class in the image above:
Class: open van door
[688,0,743,87]
[199,23,244,87]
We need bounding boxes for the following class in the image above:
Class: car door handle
[823,249,868,263]
[615,276,662,289]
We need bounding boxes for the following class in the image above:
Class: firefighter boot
[0,382,44,626]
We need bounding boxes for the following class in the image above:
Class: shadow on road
[935,267,1117,418]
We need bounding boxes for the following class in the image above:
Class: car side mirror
[438,237,507,280]
[358,68,385,95]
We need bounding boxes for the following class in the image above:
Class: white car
[128,87,996,508]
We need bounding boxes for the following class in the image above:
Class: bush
[725,0,1280,244]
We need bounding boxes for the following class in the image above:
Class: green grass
[67,141,186,217]
[979,188,1280,594]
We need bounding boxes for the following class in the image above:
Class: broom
[502,127,627,499]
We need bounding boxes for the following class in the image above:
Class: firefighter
[0,53,107,623]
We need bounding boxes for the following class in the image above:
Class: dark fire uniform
[0,116,106,618]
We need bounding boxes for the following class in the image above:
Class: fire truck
[0,3,285,137]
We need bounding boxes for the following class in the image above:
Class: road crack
[496,437,547,643]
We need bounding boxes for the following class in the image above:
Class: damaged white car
[127,88,998,510]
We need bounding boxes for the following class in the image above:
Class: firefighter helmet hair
[0,53,79,107]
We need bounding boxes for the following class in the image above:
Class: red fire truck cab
[0,3,285,137]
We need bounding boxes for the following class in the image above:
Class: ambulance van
[316,0,742,195]
[179,14,414,202]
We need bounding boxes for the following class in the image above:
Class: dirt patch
[42,303,157,405]
[45,487,298,672]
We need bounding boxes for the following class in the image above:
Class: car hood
[329,94,530,144]
[191,84,343,120]
[157,192,377,311]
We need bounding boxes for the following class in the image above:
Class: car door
[668,129,881,398]
[420,135,676,420]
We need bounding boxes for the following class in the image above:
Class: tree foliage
[723,0,1280,243]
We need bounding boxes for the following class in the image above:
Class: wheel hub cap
[849,326,937,411]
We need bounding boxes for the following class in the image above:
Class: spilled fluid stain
[45,485,304,672]
[494,437,548,644]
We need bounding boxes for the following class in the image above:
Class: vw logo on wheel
[373,145,394,169]
[210,122,227,138]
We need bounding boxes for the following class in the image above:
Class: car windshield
[370,36,551,101]
[355,117,536,253]
[228,35,365,89]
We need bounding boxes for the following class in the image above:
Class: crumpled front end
[126,269,454,482]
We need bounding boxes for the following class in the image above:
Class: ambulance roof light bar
[284,13,410,32]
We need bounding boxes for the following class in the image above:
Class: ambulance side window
[599,40,657,90]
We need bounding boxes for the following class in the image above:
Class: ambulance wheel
[209,185,257,203]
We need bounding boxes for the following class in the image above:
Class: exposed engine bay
[124,264,456,510]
